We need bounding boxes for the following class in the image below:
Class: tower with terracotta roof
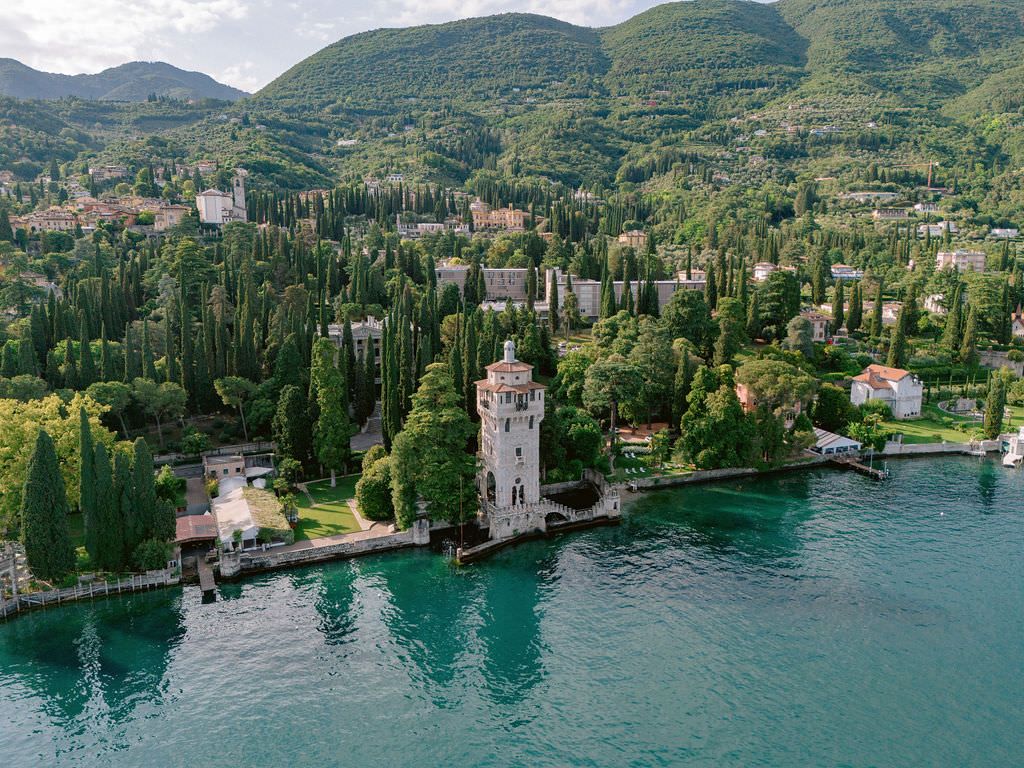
[476,340,545,510]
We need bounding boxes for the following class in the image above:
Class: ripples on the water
[0,456,1021,767]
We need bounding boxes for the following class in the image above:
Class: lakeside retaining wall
[621,441,1004,494]
[225,518,435,576]
[235,530,415,573]
[881,440,1000,456]
[623,457,832,491]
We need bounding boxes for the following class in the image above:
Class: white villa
[830,264,864,281]
[753,262,778,282]
[936,249,986,273]
[850,364,923,419]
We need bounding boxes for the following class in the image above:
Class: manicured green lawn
[882,405,981,444]
[294,476,361,541]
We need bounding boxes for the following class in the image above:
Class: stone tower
[231,168,248,221]
[476,340,545,510]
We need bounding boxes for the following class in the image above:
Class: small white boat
[1003,427,1024,467]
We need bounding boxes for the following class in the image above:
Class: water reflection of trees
[356,545,556,708]
[304,563,360,646]
[628,470,820,564]
[0,589,185,725]
[475,547,552,707]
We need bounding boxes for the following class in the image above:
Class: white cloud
[0,1,251,74]
[219,62,263,92]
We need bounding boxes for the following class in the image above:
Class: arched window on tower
[529,415,534,429]
[504,418,510,432]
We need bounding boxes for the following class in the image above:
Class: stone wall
[623,458,831,491]
[237,530,415,572]
[539,479,588,495]
[979,350,1024,377]
[881,440,1000,456]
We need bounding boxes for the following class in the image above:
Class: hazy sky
[0,0,676,92]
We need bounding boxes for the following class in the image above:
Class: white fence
[1,569,180,620]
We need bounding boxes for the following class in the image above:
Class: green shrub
[133,539,171,571]
[356,456,394,521]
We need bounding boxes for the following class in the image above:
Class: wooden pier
[828,456,889,480]
[197,558,217,598]
[1,568,180,621]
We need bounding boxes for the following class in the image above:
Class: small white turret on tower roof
[504,339,516,363]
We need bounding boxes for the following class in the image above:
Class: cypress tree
[21,430,75,582]
[114,450,138,564]
[961,304,979,367]
[0,208,13,241]
[62,337,78,390]
[93,443,124,571]
[620,273,634,315]
[17,326,37,376]
[79,407,98,562]
[164,318,178,384]
[847,282,863,333]
[704,263,718,311]
[746,290,761,341]
[869,281,884,337]
[548,270,560,334]
[78,317,95,387]
[833,280,845,332]
[983,374,1007,439]
[100,323,115,382]
[887,305,908,368]
[142,318,157,380]
[132,438,159,539]
[942,283,963,355]
[599,260,616,320]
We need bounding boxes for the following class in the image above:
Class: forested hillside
[9,0,1024,189]
[0,60,246,102]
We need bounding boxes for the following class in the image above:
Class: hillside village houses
[395,214,468,238]
[914,202,940,213]
[617,230,647,249]
[1011,305,1024,339]
[839,191,899,204]
[154,204,191,232]
[13,207,77,233]
[88,164,127,182]
[850,364,923,419]
[801,310,830,342]
[821,299,901,327]
[991,228,1019,239]
[752,262,778,282]
[919,221,958,238]
[830,264,864,281]
[735,382,803,428]
[544,267,707,321]
[936,249,986,273]
[327,317,384,382]
[872,208,909,221]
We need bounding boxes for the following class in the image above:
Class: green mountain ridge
[7,0,1024,190]
[0,59,247,102]
[255,0,1024,111]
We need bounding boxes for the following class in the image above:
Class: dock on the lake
[197,558,216,597]
[829,456,889,480]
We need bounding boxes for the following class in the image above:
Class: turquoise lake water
[0,455,1021,767]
